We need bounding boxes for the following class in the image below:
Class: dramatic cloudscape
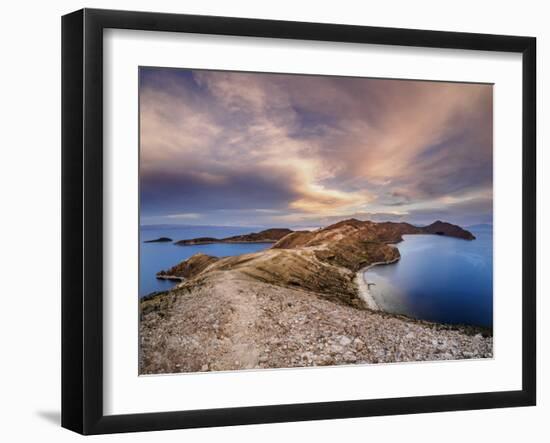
[139,68,492,228]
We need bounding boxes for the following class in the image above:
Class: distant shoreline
[156,274,184,282]
[175,239,277,246]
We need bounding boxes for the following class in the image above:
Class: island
[174,228,294,245]
[144,237,173,243]
[140,219,490,374]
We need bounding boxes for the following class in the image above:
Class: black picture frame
[61,8,536,435]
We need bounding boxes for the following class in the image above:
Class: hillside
[157,219,475,307]
[141,219,487,373]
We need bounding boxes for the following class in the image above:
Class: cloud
[139,68,492,226]
[165,213,201,220]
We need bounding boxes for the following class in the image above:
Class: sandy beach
[355,256,400,311]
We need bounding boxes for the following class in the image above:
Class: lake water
[140,225,270,297]
[364,226,493,327]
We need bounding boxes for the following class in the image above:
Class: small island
[144,237,173,243]
[175,228,294,245]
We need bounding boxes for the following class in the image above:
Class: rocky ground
[140,272,492,374]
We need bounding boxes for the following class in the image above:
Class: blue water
[364,226,493,327]
[140,225,270,297]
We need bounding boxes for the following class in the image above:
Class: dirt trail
[140,271,493,374]
[214,274,260,369]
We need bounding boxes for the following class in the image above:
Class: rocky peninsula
[175,228,293,245]
[140,219,491,374]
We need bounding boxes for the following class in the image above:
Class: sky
[139,67,493,228]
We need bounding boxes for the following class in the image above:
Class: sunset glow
[140,68,492,227]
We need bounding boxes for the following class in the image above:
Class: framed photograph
[62,8,536,434]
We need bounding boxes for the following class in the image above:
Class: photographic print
[138,67,493,375]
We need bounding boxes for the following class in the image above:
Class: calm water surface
[364,226,493,327]
[140,225,270,297]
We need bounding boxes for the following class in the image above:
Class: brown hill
[175,228,293,245]
[160,219,474,305]
[223,228,294,243]
[156,253,219,280]
[423,220,476,240]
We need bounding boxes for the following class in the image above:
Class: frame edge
[62,8,537,434]
[521,36,537,406]
[61,8,85,435]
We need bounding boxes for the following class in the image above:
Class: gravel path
[140,272,492,374]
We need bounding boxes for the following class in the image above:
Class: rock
[339,336,352,347]
[343,352,357,362]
